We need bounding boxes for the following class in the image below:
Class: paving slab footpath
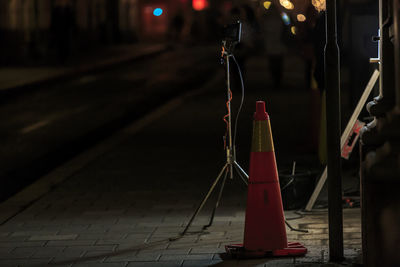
[0,50,362,267]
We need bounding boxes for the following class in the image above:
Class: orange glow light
[312,0,326,12]
[297,14,306,22]
[192,0,209,11]
[279,0,294,10]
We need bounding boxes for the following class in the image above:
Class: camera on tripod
[222,21,242,52]
[181,20,249,237]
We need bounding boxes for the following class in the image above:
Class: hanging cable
[223,88,233,149]
[285,220,309,233]
[231,55,245,147]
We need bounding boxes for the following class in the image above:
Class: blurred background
[0,0,377,69]
[0,0,379,208]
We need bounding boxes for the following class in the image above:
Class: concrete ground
[0,48,362,266]
[0,44,219,202]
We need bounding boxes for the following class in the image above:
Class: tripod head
[221,21,242,55]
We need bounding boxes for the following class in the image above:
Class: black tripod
[181,42,248,236]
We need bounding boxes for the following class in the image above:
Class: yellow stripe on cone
[251,120,274,152]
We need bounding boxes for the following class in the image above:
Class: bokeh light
[281,12,291,25]
[312,0,326,12]
[297,14,306,22]
[279,0,294,10]
[153,8,163,16]
[193,0,209,11]
[263,1,272,10]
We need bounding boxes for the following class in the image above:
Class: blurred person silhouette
[311,11,327,164]
[214,10,226,40]
[311,12,325,95]
[229,5,257,76]
[261,5,286,89]
[169,11,185,43]
[296,6,321,152]
[51,0,75,64]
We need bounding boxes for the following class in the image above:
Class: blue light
[153,8,163,16]
[281,12,291,25]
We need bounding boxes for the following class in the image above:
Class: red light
[192,0,208,11]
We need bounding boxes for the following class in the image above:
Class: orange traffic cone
[226,101,307,258]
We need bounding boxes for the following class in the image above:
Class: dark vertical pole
[380,0,395,107]
[106,0,120,43]
[394,0,400,108]
[324,0,344,262]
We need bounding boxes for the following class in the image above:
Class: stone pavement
[0,50,362,266]
[0,44,219,203]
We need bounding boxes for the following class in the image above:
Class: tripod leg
[203,167,229,229]
[233,161,249,186]
[181,163,229,236]
[229,164,234,179]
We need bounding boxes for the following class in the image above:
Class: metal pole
[394,0,400,108]
[226,54,234,178]
[324,0,344,261]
